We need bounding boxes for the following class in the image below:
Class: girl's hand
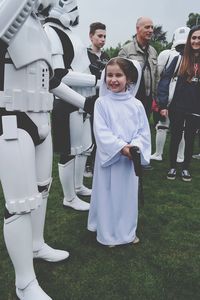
[121,145,132,160]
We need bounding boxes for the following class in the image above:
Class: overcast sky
[73,0,200,48]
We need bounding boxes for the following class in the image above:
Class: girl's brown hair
[105,57,138,83]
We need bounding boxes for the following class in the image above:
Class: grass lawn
[0,128,200,300]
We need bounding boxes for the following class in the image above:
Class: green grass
[0,129,200,300]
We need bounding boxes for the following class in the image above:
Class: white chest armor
[0,14,53,112]
[157,49,179,76]
[44,22,90,73]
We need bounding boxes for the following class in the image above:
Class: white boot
[31,196,69,262]
[59,159,90,211]
[16,279,52,300]
[177,133,185,163]
[151,129,167,161]
[4,214,52,300]
[75,154,92,196]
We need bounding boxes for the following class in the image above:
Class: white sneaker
[181,169,192,182]
[33,243,69,262]
[192,153,200,160]
[133,236,140,244]
[16,279,52,300]
[177,157,184,163]
[150,153,162,161]
[63,196,90,211]
[76,185,92,196]
[84,166,93,178]
[167,168,176,180]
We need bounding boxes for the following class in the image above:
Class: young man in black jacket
[84,22,110,177]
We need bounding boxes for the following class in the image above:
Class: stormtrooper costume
[151,27,190,162]
[44,0,98,211]
[0,0,97,299]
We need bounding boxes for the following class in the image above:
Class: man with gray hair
[119,16,158,120]
[119,17,158,170]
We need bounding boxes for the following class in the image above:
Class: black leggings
[169,110,200,169]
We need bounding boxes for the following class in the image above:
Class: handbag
[168,55,182,105]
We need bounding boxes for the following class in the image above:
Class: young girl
[87,57,151,247]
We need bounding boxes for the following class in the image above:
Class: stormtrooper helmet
[36,0,57,16]
[172,26,190,48]
[49,0,79,28]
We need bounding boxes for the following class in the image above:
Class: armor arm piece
[51,82,85,109]
[0,0,36,45]
[51,82,97,114]
[62,70,96,87]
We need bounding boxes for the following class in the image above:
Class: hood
[99,57,142,97]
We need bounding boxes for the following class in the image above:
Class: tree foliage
[186,13,200,28]
[152,25,168,44]
[150,25,169,54]
[105,43,122,58]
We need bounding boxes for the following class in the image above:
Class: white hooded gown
[87,59,151,246]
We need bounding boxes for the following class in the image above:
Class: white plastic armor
[0,4,53,213]
[81,116,93,153]
[44,22,90,73]
[69,111,83,155]
[0,9,54,114]
[157,49,174,76]
[0,1,69,299]
[51,82,86,109]
[157,27,190,77]
[49,0,79,28]
[8,15,53,70]
[62,50,96,153]
[63,70,96,154]
[1,60,53,112]
[37,0,56,10]
[0,117,43,214]
[44,0,93,210]
[0,0,36,45]
[63,70,96,87]
[44,23,94,110]
[44,19,96,155]
[172,26,190,48]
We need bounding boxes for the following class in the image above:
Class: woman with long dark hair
[158,25,200,181]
